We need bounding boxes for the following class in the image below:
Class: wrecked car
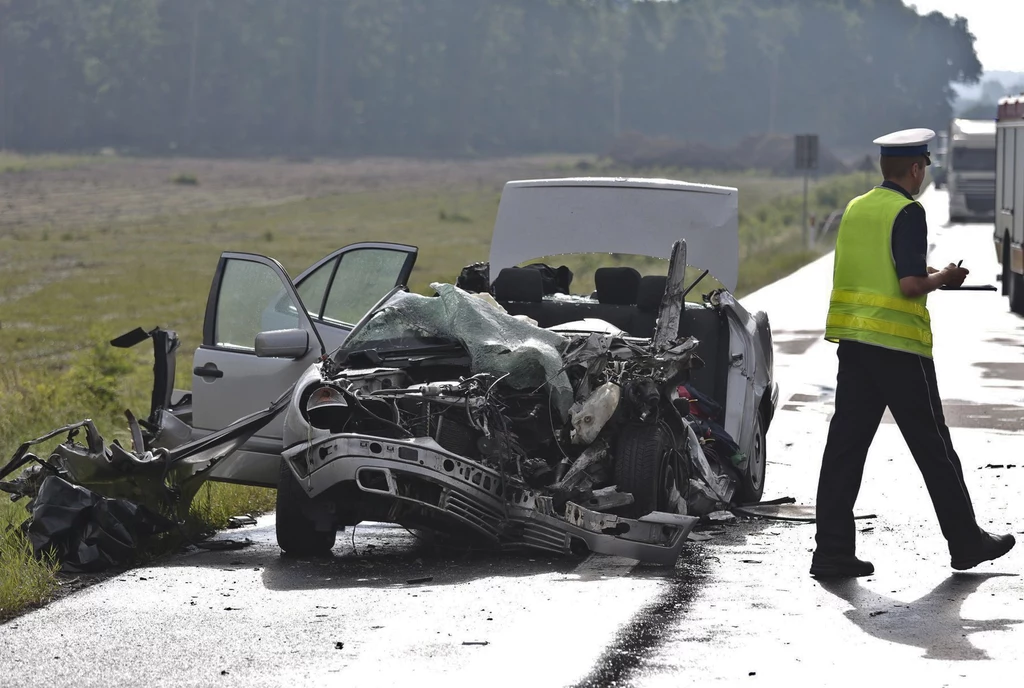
[3,177,777,567]
[263,178,775,564]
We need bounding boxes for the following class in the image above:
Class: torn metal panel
[109,326,188,426]
[1,387,293,570]
[682,418,736,505]
[653,240,687,351]
[554,439,612,492]
[581,486,635,512]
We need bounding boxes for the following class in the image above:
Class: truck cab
[947,118,997,223]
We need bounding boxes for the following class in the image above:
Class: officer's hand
[942,263,969,287]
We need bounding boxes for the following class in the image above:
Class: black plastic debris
[227,515,258,529]
[456,261,490,293]
[194,539,253,552]
[27,476,174,573]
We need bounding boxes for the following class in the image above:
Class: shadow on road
[817,573,1021,661]
[182,522,589,590]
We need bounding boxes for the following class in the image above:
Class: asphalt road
[1,187,1021,687]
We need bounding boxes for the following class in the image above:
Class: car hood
[488,177,739,291]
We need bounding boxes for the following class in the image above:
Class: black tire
[1010,270,1024,316]
[613,423,675,518]
[276,459,336,556]
[737,410,766,504]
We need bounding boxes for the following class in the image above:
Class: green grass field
[0,151,96,174]
[0,154,872,619]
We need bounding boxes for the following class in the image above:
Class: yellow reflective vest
[824,186,933,358]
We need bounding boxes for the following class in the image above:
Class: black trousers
[815,340,981,556]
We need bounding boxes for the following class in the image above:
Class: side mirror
[255,329,310,359]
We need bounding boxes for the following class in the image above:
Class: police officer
[810,128,1015,578]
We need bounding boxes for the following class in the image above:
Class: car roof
[488,177,739,291]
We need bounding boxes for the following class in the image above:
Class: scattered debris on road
[227,515,258,528]
[707,511,737,522]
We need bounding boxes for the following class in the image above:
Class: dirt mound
[608,132,849,175]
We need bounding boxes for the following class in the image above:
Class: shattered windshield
[341,283,575,415]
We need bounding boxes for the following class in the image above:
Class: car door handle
[194,365,224,379]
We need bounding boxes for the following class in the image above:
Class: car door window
[295,257,337,318]
[322,249,413,326]
[215,259,301,350]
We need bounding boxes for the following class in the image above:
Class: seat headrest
[594,267,642,305]
[637,275,668,313]
[492,267,544,303]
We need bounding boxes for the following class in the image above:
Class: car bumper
[282,433,698,565]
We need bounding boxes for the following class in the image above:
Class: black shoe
[810,553,874,578]
[950,531,1015,571]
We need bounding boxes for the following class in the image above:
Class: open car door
[291,242,417,353]
[191,244,417,487]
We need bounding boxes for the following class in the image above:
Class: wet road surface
[1,187,1021,686]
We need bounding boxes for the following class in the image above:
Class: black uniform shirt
[881,180,928,279]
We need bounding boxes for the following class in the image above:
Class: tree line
[0,0,981,156]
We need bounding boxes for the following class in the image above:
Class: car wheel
[614,423,675,518]
[737,410,766,504]
[276,459,337,556]
[1010,270,1024,316]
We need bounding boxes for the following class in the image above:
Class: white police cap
[872,128,935,162]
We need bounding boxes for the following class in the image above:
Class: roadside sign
[795,133,819,250]
[795,134,819,170]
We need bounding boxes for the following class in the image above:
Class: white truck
[947,118,997,223]
[996,96,1024,314]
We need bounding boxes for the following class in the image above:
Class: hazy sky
[910,1,1023,72]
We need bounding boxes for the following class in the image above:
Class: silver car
[179,178,777,565]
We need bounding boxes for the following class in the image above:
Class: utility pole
[795,134,819,249]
